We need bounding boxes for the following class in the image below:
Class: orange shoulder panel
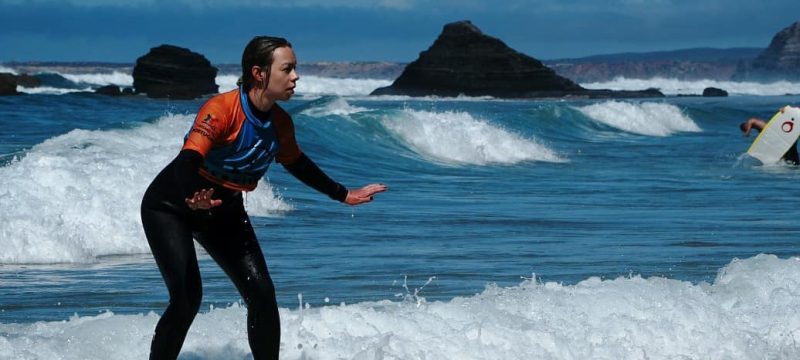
[182,89,243,156]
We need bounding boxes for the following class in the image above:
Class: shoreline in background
[0,46,770,82]
[1,61,407,80]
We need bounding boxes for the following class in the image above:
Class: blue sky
[1,0,799,63]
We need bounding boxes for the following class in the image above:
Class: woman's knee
[170,281,203,319]
[242,278,277,308]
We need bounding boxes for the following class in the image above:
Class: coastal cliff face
[132,45,218,99]
[549,61,741,83]
[372,21,584,97]
[734,21,800,81]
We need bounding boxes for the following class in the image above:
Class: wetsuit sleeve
[172,149,205,200]
[272,105,303,165]
[283,153,349,202]
[182,101,229,157]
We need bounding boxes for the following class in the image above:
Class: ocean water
[1,68,800,359]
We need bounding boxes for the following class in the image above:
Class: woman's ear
[250,66,263,83]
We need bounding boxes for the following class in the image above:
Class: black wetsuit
[141,112,346,359]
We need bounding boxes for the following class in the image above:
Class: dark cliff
[372,21,661,99]
[733,21,800,81]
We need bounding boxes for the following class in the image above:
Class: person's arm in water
[740,111,800,164]
[740,117,766,136]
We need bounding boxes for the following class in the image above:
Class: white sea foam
[11,69,389,97]
[216,74,240,93]
[59,71,133,87]
[215,74,390,97]
[301,97,369,117]
[17,86,94,95]
[582,77,800,96]
[296,76,391,97]
[0,65,18,75]
[382,109,565,165]
[576,101,702,136]
[0,114,290,264]
[1,254,799,359]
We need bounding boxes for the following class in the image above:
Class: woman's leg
[194,199,281,360]
[141,206,203,360]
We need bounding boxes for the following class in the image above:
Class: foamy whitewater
[2,66,800,360]
[0,115,289,264]
[2,255,799,359]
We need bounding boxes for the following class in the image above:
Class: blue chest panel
[201,88,280,185]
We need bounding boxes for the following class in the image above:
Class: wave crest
[576,101,701,136]
[382,109,566,165]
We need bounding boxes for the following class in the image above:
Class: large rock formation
[372,21,661,99]
[0,73,41,96]
[733,22,800,81]
[133,45,218,99]
[0,73,18,95]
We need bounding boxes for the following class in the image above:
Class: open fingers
[362,183,387,196]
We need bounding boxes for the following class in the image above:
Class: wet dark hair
[238,36,292,90]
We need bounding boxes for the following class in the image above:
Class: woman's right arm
[178,103,226,210]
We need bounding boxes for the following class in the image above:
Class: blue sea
[2,65,800,359]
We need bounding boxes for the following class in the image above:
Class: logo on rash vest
[191,114,218,139]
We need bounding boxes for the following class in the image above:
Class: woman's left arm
[282,153,386,205]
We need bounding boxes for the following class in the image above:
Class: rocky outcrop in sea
[371,20,662,99]
[132,45,218,99]
[733,21,800,81]
[0,73,41,96]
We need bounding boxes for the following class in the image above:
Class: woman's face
[265,46,299,101]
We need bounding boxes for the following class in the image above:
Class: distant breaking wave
[576,101,702,136]
[11,70,388,97]
[60,71,133,87]
[9,67,799,98]
[582,77,800,96]
[382,109,566,165]
[0,65,18,75]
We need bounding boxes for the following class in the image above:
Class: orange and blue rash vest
[182,86,301,192]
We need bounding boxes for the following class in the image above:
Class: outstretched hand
[185,188,223,210]
[344,183,388,206]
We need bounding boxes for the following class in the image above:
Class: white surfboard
[747,106,800,164]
